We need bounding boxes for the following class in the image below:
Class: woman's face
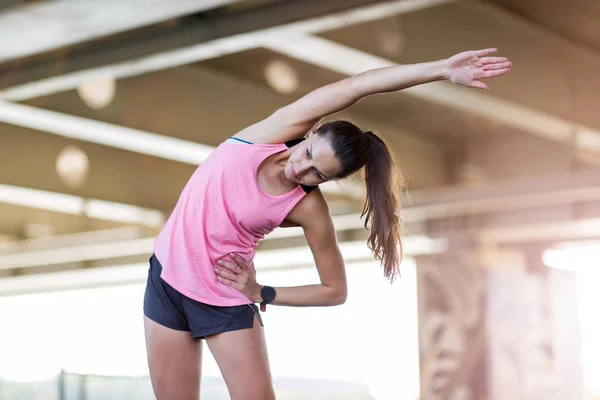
[284,134,342,187]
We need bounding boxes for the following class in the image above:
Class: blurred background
[0,0,598,399]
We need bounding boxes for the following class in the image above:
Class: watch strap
[260,285,276,312]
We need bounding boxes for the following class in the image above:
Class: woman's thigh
[144,316,203,400]
[205,315,275,400]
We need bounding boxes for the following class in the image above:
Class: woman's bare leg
[205,315,275,400]
[144,316,203,400]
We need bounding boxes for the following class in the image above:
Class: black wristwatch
[260,285,276,308]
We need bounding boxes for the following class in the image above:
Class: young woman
[143,48,511,399]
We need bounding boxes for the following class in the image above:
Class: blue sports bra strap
[227,136,253,144]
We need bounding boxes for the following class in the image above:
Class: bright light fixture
[76,76,116,109]
[374,21,406,57]
[55,145,90,188]
[264,60,299,94]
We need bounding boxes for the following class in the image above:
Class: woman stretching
[143,48,511,399]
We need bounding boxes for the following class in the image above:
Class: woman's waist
[154,240,256,269]
[152,254,253,306]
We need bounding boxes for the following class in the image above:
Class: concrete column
[415,243,582,400]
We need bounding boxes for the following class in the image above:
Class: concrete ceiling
[1,0,600,293]
[489,0,600,54]
[0,0,243,63]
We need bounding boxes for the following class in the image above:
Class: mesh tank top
[153,138,312,306]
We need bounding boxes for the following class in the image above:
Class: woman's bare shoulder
[231,112,315,144]
[285,187,330,227]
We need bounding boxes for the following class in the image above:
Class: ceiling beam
[0,183,165,227]
[0,0,241,63]
[0,262,150,296]
[4,167,600,269]
[264,35,600,156]
[0,100,214,164]
[0,252,423,297]
[0,0,456,101]
[479,218,600,245]
[3,165,600,244]
[0,101,365,199]
[253,168,600,236]
[0,227,146,254]
[0,234,445,271]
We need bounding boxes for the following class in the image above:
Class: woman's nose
[296,162,310,176]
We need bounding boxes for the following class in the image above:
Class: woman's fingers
[483,61,512,70]
[229,253,248,267]
[215,266,238,281]
[480,56,507,64]
[475,48,497,57]
[216,275,237,287]
[217,259,239,273]
[215,253,254,294]
[482,68,511,78]
[473,68,511,80]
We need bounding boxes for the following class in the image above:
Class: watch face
[261,286,276,303]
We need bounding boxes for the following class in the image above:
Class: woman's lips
[291,164,299,180]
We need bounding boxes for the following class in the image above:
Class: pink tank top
[153,140,308,306]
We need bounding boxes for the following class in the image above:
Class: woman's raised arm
[235,48,511,144]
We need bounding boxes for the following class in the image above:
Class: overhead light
[264,60,299,94]
[374,20,406,57]
[76,76,116,110]
[0,184,164,228]
[55,145,90,188]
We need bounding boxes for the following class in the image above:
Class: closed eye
[308,146,327,180]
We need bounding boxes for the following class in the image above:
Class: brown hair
[315,120,404,281]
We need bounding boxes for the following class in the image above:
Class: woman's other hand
[215,253,263,303]
[445,48,512,92]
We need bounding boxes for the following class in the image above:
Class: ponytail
[315,121,404,281]
[362,131,403,281]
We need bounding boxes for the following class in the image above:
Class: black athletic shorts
[143,253,263,338]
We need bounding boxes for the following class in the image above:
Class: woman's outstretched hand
[215,253,263,303]
[445,48,512,92]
